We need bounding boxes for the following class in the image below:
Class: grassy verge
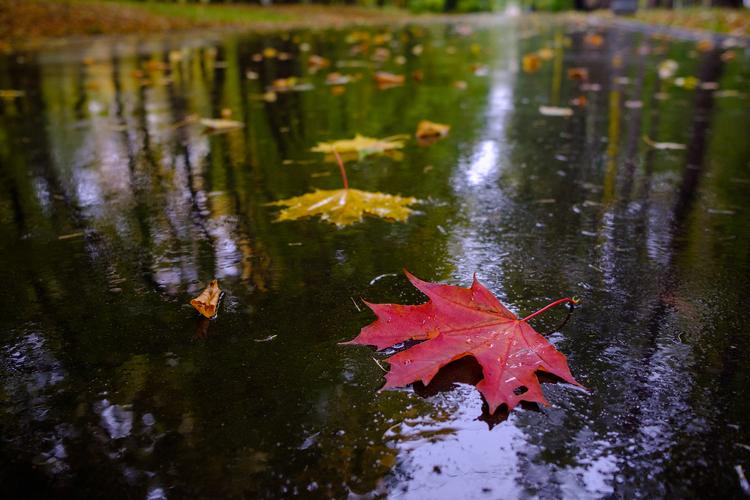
[0,0,411,49]
[632,8,750,37]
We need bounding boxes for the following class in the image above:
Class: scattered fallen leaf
[345,271,581,414]
[673,76,699,89]
[658,59,678,80]
[308,55,330,70]
[537,47,554,60]
[199,118,244,131]
[311,134,407,159]
[270,188,417,227]
[522,53,541,73]
[0,89,24,100]
[697,39,714,52]
[567,67,589,81]
[721,50,736,62]
[374,71,405,88]
[190,280,222,318]
[643,135,686,150]
[539,106,573,117]
[452,80,468,90]
[584,33,604,47]
[325,72,350,86]
[415,120,450,141]
[269,77,313,92]
[262,47,278,59]
[570,95,587,107]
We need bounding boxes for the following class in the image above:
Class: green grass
[96,0,296,24]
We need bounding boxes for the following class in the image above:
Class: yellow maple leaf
[311,134,408,160]
[270,188,417,227]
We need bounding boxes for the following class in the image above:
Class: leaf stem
[332,148,349,190]
[522,297,579,323]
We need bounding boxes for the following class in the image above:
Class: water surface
[1,17,750,498]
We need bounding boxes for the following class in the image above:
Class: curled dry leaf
[415,120,450,140]
[539,106,573,117]
[190,280,222,318]
[270,188,417,227]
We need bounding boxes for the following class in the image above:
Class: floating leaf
[658,60,678,80]
[415,120,450,141]
[522,53,541,73]
[269,77,313,92]
[567,67,589,81]
[325,72,351,86]
[643,135,686,150]
[199,118,244,131]
[311,134,407,160]
[345,271,582,414]
[190,280,222,318]
[308,55,330,70]
[539,106,573,117]
[270,188,417,227]
[537,47,554,60]
[374,71,405,87]
[584,33,604,47]
[0,89,24,100]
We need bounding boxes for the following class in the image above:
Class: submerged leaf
[270,188,417,227]
[190,280,222,318]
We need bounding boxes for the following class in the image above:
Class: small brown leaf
[374,72,405,88]
[415,120,450,141]
[190,280,222,318]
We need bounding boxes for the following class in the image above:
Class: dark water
[1,16,750,498]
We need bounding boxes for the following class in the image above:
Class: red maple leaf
[346,271,581,414]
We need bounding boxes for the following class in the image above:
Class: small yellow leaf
[311,134,407,159]
[190,280,222,318]
[522,54,541,73]
[270,188,417,227]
